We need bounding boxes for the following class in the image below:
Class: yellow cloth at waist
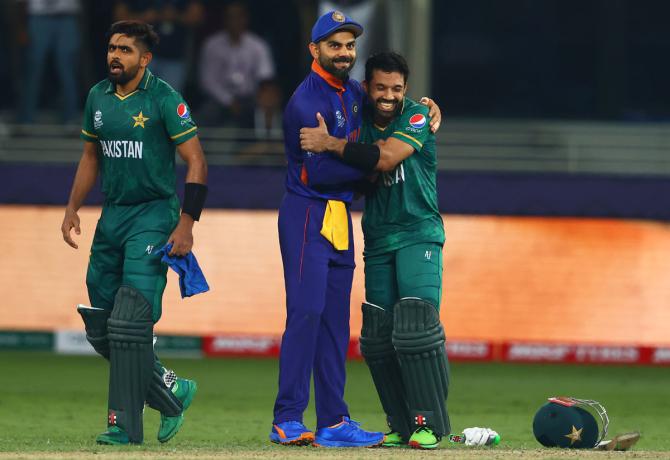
[320,200,349,251]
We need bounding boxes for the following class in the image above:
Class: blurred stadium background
[1,0,669,456]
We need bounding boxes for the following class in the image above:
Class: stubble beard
[320,55,356,81]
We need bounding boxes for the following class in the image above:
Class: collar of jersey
[311,60,346,92]
[105,68,154,96]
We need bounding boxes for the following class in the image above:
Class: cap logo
[332,11,345,22]
[409,114,427,129]
[564,425,583,445]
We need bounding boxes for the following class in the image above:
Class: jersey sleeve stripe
[393,131,423,148]
[81,129,98,138]
[170,126,198,140]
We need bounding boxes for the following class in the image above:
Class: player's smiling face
[107,34,149,85]
[364,70,407,122]
[310,31,357,80]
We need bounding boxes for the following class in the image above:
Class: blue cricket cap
[311,10,363,43]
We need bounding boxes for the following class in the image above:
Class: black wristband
[342,142,380,173]
[182,182,208,221]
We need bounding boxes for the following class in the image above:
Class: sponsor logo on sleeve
[177,103,190,119]
[409,113,427,129]
[177,102,193,125]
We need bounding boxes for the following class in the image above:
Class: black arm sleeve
[182,182,208,221]
[341,142,380,173]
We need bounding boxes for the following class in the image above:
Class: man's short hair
[106,20,160,51]
[365,51,410,84]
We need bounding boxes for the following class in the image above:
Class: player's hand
[300,112,330,153]
[61,207,81,249]
[420,97,442,133]
[167,214,194,256]
[463,427,498,446]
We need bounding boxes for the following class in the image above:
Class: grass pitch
[0,351,668,459]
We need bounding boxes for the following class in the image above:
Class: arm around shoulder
[374,137,416,172]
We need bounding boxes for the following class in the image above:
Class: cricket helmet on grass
[533,396,609,448]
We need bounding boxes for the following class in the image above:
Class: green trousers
[86,196,179,322]
[364,242,443,312]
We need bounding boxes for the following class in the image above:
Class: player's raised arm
[292,102,368,186]
[169,136,208,256]
[61,141,99,249]
[299,113,414,173]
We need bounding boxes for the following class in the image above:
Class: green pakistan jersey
[80,69,197,205]
[360,97,445,257]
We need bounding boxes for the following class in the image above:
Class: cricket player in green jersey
[60,20,208,445]
[299,51,449,450]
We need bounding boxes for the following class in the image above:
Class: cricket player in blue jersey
[270,11,440,448]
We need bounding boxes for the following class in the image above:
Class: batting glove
[463,427,498,446]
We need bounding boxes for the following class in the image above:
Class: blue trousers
[273,192,354,429]
[20,14,80,123]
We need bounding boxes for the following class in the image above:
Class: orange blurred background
[3,205,669,345]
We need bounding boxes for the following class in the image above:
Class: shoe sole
[382,442,408,448]
[313,439,384,448]
[96,435,131,445]
[408,440,438,449]
[270,432,315,446]
[96,439,129,445]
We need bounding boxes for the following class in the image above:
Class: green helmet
[533,397,609,449]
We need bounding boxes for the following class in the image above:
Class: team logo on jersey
[94,110,103,129]
[132,111,149,128]
[177,103,190,119]
[332,11,345,22]
[409,114,427,129]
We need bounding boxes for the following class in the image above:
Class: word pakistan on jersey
[100,139,145,159]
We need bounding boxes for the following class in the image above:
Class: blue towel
[158,243,210,298]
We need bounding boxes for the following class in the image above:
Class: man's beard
[108,61,140,85]
[371,96,402,121]
[319,55,356,80]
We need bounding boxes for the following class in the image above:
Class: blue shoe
[314,417,384,448]
[269,421,315,446]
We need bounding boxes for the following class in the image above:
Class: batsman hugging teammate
[61,20,208,445]
[273,8,442,447]
[300,51,450,449]
[270,10,385,448]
